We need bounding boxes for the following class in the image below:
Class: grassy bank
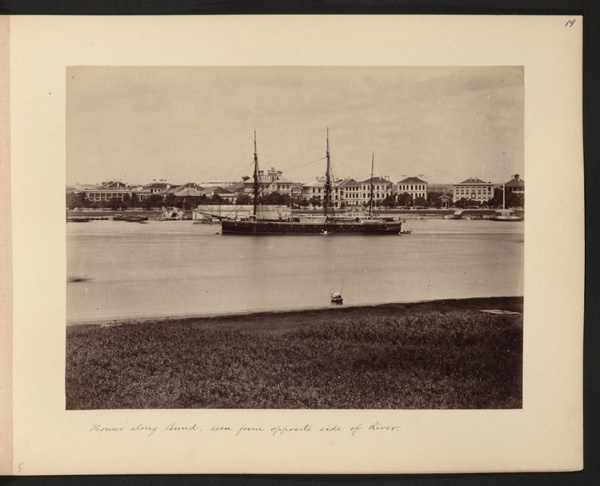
[66,297,522,409]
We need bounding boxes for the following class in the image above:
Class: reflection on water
[67,219,524,322]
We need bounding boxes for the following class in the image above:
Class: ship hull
[221,219,402,235]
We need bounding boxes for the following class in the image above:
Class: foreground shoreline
[69,295,523,329]
[67,296,523,410]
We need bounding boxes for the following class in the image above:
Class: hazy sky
[66,66,523,186]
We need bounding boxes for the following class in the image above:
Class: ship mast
[252,130,259,218]
[324,128,332,218]
[369,153,375,217]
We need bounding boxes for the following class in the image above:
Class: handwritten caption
[89,421,401,438]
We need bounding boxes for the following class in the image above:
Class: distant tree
[109,197,125,211]
[236,193,252,205]
[130,192,139,208]
[487,188,504,208]
[382,194,396,208]
[142,194,164,209]
[66,191,87,209]
[413,196,427,208]
[506,191,524,209]
[209,193,223,205]
[164,193,177,207]
[455,198,482,209]
[308,196,321,208]
[260,192,291,206]
[396,192,412,208]
[427,192,444,208]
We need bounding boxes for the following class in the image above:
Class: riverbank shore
[66,296,523,410]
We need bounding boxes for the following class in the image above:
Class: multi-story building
[301,177,344,208]
[452,177,495,203]
[356,176,393,206]
[505,174,525,197]
[397,177,428,201]
[83,180,134,203]
[338,179,361,207]
[239,167,299,197]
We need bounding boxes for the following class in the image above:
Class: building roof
[338,178,359,187]
[362,177,392,185]
[173,187,204,197]
[144,182,172,189]
[456,177,492,185]
[165,182,203,195]
[201,186,235,196]
[398,176,427,185]
[99,180,129,189]
[505,174,525,188]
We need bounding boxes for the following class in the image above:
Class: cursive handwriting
[88,421,401,437]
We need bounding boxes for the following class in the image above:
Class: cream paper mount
[1,15,584,475]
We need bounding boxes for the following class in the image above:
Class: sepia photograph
[65,66,524,410]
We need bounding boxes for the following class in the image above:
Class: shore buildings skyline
[69,166,524,208]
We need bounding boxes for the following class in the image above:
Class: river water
[67,218,524,323]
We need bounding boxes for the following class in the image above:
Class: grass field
[66,297,522,409]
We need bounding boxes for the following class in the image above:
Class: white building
[301,177,344,208]
[452,177,495,203]
[397,177,428,201]
[358,176,393,206]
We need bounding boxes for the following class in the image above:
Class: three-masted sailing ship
[220,131,403,235]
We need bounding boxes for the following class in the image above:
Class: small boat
[67,217,91,223]
[443,210,464,220]
[401,229,412,234]
[68,276,92,283]
[331,292,343,305]
[331,279,344,304]
[113,214,149,222]
[491,210,523,222]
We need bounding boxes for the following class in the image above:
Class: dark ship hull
[221,219,402,235]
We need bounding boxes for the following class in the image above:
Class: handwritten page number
[17,463,23,473]
[565,19,576,27]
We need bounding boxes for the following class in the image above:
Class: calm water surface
[67,219,524,323]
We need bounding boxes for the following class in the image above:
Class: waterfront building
[82,180,134,203]
[505,174,525,197]
[359,176,393,207]
[452,177,495,203]
[438,194,453,209]
[239,166,300,197]
[164,182,203,196]
[144,181,174,194]
[397,177,428,201]
[301,177,345,208]
[338,178,361,207]
[200,186,237,203]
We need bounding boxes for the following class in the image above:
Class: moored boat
[220,131,403,236]
[113,214,149,222]
[491,209,524,222]
[331,292,343,304]
[67,216,91,223]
